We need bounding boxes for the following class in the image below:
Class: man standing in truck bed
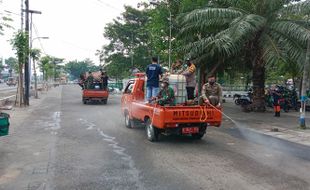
[182,58,196,100]
[146,57,163,102]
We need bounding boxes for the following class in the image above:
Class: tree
[39,55,51,81]
[30,48,41,98]
[65,59,99,80]
[98,6,153,78]
[11,31,29,106]
[5,57,18,77]
[179,0,310,111]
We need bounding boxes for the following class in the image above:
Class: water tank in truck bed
[168,74,187,104]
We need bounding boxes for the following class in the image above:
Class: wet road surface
[0,85,309,190]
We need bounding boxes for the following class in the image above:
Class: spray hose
[199,106,208,122]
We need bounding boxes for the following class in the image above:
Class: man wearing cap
[200,75,222,106]
[146,57,163,101]
[182,59,196,100]
[154,78,176,106]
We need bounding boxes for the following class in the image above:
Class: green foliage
[0,7,13,35]
[39,56,64,81]
[11,31,29,70]
[65,59,100,80]
[5,57,18,75]
[178,0,309,110]
[39,56,52,81]
[30,48,41,62]
[98,6,152,79]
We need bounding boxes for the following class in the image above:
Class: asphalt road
[0,85,310,190]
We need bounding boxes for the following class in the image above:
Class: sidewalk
[1,86,62,135]
[223,99,310,147]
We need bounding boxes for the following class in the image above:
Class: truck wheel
[102,99,107,105]
[192,133,205,140]
[124,112,133,128]
[146,119,159,142]
[83,99,87,104]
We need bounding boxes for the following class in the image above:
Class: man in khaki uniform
[200,75,222,106]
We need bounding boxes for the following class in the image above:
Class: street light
[32,36,49,42]
[31,36,49,99]
[150,1,172,70]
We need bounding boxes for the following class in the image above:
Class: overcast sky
[0,0,145,65]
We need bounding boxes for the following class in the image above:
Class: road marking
[33,152,40,156]
[51,112,61,130]
[227,142,235,146]
[78,118,145,190]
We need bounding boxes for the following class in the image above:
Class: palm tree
[180,0,310,111]
[30,48,41,98]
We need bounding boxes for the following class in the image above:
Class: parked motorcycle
[234,91,253,106]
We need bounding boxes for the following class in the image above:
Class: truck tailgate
[83,90,109,98]
[163,106,222,126]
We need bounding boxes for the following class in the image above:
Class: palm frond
[270,21,310,47]
[293,19,310,29]
[260,33,287,66]
[269,30,306,64]
[179,17,233,37]
[229,14,266,40]
[180,8,243,26]
[279,0,310,16]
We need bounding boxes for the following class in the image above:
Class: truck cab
[121,73,222,142]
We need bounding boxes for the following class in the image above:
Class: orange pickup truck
[121,74,222,142]
[82,82,109,104]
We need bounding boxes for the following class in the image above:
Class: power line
[32,23,47,55]
[95,0,122,11]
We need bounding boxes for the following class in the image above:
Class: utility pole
[300,40,310,129]
[24,0,30,106]
[21,0,24,30]
[23,2,42,105]
[28,10,42,98]
[168,10,172,70]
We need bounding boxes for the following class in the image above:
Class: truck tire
[124,112,133,128]
[146,119,159,142]
[102,99,107,105]
[83,99,87,104]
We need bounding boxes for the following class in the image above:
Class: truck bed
[130,102,222,129]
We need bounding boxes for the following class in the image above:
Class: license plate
[182,127,199,134]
